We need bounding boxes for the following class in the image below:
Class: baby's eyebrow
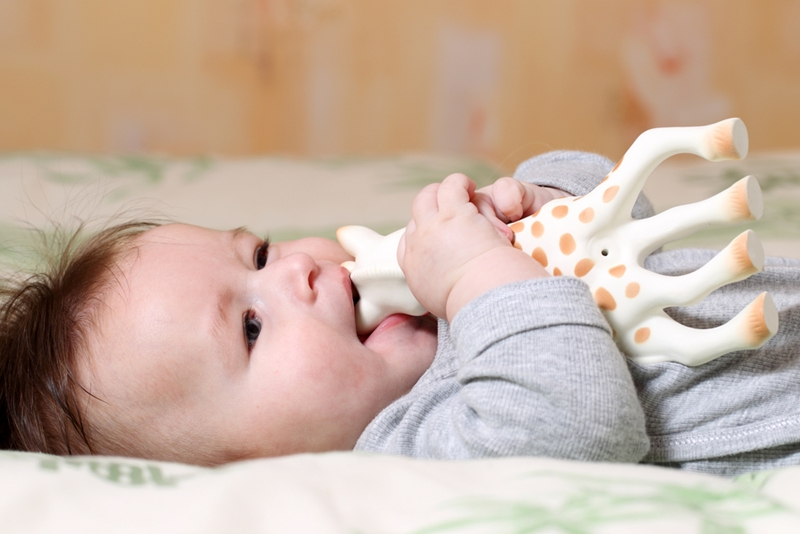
[209,284,248,364]
[210,297,231,347]
[218,227,255,352]
[229,227,254,259]
[230,226,252,243]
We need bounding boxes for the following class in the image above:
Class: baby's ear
[336,226,385,257]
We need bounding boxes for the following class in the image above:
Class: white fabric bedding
[2,151,800,532]
[2,450,800,533]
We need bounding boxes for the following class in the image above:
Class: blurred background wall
[0,0,798,171]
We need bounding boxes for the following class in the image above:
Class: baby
[2,151,800,476]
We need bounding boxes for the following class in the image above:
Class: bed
[1,151,800,533]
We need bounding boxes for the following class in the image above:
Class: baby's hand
[398,173,548,321]
[474,177,570,224]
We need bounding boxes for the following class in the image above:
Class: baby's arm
[357,273,650,461]
[360,152,650,461]
[448,277,649,461]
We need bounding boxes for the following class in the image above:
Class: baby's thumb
[474,191,514,243]
[491,216,514,243]
[396,221,414,269]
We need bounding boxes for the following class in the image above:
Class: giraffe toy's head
[337,118,779,366]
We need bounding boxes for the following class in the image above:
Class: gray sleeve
[514,150,655,220]
[358,278,650,462]
[447,278,649,461]
[632,251,800,474]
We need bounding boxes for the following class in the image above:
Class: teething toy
[337,118,779,366]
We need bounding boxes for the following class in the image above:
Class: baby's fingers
[396,223,410,266]
[490,178,572,221]
[489,177,538,221]
[436,173,476,215]
[474,191,514,243]
[410,182,441,224]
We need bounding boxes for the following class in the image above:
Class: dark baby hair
[0,221,158,455]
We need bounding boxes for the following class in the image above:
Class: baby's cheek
[289,237,354,264]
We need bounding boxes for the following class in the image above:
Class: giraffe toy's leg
[611,231,764,330]
[622,292,779,366]
[595,118,749,229]
[621,175,762,257]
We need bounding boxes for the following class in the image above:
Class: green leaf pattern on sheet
[412,471,790,534]
[37,456,197,487]
[279,156,502,189]
[0,152,214,204]
[1,450,798,531]
[2,152,798,268]
[670,158,800,247]
[21,451,797,531]
[0,152,214,186]
[0,153,504,272]
[380,159,502,191]
[688,162,800,194]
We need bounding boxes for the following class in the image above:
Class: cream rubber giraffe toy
[337,118,779,366]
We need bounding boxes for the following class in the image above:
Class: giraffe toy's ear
[336,226,386,257]
[336,226,427,334]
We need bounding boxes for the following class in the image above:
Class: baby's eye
[255,238,270,270]
[244,312,262,349]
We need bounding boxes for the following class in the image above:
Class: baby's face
[84,224,437,463]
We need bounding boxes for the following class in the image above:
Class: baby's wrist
[445,246,549,321]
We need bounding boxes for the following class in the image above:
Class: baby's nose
[277,253,319,300]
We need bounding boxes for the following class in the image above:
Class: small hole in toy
[601,249,609,257]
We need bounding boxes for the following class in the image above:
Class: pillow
[0,153,502,271]
[3,150,800,271]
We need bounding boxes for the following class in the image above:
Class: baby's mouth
[351,281,370,343]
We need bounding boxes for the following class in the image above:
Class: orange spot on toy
[559,233,576,255]
[579,208,594,223]
[625,282,640,298]
[634,327,651,343]
[574,258,595,277]
[603,186,620,203]
[609,265,626,278]
[594,287,617,311]
[532,247,548,267]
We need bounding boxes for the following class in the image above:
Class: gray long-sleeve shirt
[356,150,800,476]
